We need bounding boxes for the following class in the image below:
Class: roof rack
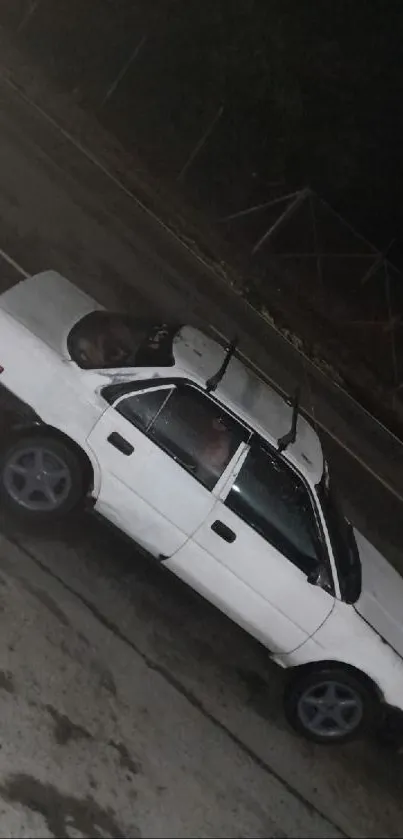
[206,336,238,393]
[277,387,300,452]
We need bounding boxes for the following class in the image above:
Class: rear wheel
[284,666,379,744]
[0,435,86,520]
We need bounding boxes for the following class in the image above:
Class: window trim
[104,378,252,494]
[102,378,172,406]
[102,377,252,436]
[114,384,174,431]
[221,435,336,594]
[314,479,356,603]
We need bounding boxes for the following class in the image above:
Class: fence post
[18,0,41,32]
[385,262,400,402]
[177,105,224,182]
[100,35,147,107]
[310,191,324,295]
[251,188,310,255]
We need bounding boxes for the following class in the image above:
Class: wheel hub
[297,678,363,739]
[3,445,72,512]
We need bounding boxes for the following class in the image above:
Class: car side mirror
[307,564,320,585]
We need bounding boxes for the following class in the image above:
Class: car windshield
[317,477,362,604]
[67,313,180,370]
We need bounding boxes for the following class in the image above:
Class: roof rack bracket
[206,336,238,393]
[277,387,301,452]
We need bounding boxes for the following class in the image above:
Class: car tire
[0,435,86,521]
[284,666,379,745]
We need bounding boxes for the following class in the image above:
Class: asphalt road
[0,71,403,837]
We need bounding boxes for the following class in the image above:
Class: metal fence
[221,189,403,399]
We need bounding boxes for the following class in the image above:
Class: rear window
[67,313,180,369]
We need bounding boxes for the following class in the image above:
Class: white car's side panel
[0,312,105,493]
[0,312,60,407]
[169,499,335,654]
[354,528,403,660]
[277,601,403,711]
[166,536,316,650]
[86,405,219,556]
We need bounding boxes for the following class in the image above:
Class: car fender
[0,384,103,499]
[274,601,403,710]
[42,420,103,499]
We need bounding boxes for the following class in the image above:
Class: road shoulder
[0,533,342,839]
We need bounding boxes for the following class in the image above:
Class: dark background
[2,0,403,428]
[3,0,403,252]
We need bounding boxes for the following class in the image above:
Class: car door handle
[107,432,134,456]
[211,520,236,543]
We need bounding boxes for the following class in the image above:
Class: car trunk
[0,271,102,358]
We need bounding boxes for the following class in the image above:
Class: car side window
[115,384,248,490]
[116,386,173,430]
[225,444,327,577]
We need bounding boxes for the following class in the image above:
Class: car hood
[354,527,403,658]
[0,270,103,357]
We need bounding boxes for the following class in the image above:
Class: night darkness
[4,0,403,260]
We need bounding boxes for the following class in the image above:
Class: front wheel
[0,435,86,520]
[284,667,379,745]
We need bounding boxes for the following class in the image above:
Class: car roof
[172,326,324,485]
[1,273,323,484]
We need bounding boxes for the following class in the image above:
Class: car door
[86,380,248,557]
[166,441,335,653]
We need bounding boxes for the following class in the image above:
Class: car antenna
[277,387,301,452]
[206,336,238,393]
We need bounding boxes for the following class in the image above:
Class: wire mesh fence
[221,189,403,399]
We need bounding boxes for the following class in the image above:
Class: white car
[1,270,402,745]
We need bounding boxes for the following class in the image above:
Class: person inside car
[198,416,232,484]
